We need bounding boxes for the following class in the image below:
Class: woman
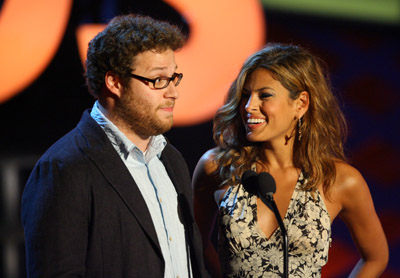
[192,43,388,277]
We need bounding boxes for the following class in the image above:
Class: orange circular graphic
[0,0,72,103]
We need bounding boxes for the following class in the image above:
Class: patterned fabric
[218,172,331,278]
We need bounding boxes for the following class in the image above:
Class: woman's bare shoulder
[196,148,219,175]
[331,161,370,208]
[334,161,366,190]
[192,148,223,193]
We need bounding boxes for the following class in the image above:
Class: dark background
[0,0,399,277]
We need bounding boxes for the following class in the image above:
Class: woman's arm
[192,149,225,278]
[334,163,389,277]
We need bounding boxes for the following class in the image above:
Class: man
[22,14,208,278]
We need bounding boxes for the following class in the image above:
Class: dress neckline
[253,171,302,241]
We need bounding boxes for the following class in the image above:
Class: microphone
[256,172,276,210]
[257,172,276,196]
[242,170,275,210]
[242,170,276,197]
[241,170,259,195]
[241,171,288,278]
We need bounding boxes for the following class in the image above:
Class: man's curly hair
[85,14,185,98]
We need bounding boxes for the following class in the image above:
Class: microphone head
[257,172,276,197]
[241,170,258,195]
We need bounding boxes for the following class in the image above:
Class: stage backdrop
[0,0,399,277]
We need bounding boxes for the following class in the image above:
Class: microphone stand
[261,194,288,278]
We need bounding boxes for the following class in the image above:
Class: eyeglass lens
[154,74,182,89]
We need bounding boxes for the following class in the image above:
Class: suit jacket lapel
[160,144,184,195]
[160,145,203,277]
[77,110,163,257]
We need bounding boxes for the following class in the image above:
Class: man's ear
[296,91,310,118]
[104,71,123,98]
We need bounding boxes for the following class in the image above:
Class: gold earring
[298,117,302,141]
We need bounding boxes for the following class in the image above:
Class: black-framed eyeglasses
[130,72,183,89]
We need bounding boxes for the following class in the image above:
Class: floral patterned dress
[218,172,331,278]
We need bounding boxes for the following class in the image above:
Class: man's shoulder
[37,110,99,166]
[37,127,86,167]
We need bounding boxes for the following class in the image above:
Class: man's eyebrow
[149,65,178,72]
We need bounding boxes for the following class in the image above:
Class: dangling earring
[298,117,303,141]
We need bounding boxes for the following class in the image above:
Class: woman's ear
[104,71,123,98]
[297,91,310,118]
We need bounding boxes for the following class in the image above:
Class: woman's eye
[260,93,272,99]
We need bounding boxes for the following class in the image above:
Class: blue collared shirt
[91,101,191,278]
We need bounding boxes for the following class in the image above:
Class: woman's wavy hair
[85,14,185,98]
[213,43,348,195]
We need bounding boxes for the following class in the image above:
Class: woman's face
[239,68,299,145]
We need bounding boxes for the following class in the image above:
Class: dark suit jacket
[21,110,209,278]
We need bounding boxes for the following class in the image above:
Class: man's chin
[154,119,173,135]
[162,121,174,133]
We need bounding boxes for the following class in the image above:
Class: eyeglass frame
[130,72,183,89]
